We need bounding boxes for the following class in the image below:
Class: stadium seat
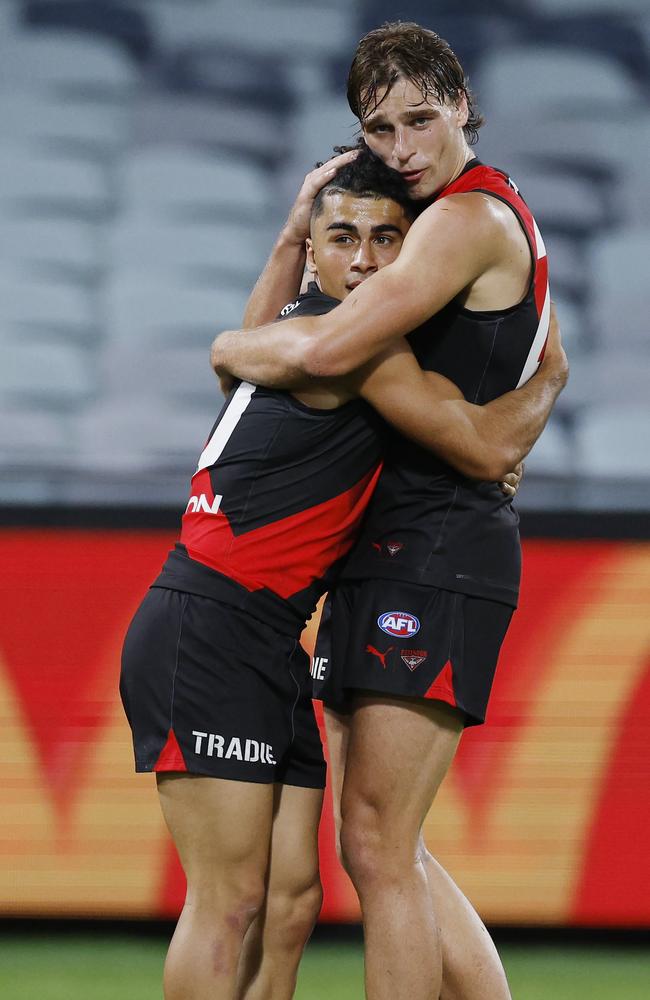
[0,268,97,341]
[0,341,95,408]
[522,12,650,86]
[23,1,154,64]
[546,293,587,362]
[0,147,111,218]
[529,0,650,14]
[140,0,225,48]
[76,397,219,473]
[202,0,354,59]
[134,92,287,170]
[0,92,130,160]
[521,417,572,476]
[480,112,647,185]
[166,41,294,113]
[119,147,275,223]
[0,218,101,283]
[566,352,650,410]
[575,405,650,477]
[283,95,360,203]
[147,0,353,57]
[101,342,222,410]
[514,167,607,239]
[108,217,265,286]
[0,30,139,102]
[618,115,650,224]
[104,276,247,347]
[477,45,642,119]
[543,233,589,305]
[0,1,20,41]
[0,405,74,470]
[589,228,650,352]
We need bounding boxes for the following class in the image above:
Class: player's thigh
[341,695,463,842]
[157,773,274,891]
[323,704,351,844]
[267,782,324,893]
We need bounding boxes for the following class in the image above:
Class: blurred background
[1,0,649,997]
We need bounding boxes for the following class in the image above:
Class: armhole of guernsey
[196,381,256,472]
[451,170,551,390]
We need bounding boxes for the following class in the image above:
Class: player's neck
[447,146,476,188]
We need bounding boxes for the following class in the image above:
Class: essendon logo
[387,542,403,557]
[401,649,427,671]
[377,612,420,638]
[185,493,223,515]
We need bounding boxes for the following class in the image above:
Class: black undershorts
[312,579,514,727]
[120,587,326,788]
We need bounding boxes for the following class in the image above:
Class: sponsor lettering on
[185,493,223,515]
[310,656,329,681]
[192,730,276,764]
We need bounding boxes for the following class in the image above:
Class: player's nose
[393,127,415,165]
[350,242,378,272]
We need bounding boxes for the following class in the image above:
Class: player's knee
[266,876,323,951]
[339,811,383,887]
[187,865,267,929]
[340,809,415,889]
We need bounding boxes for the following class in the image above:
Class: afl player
[210,24,568,1000]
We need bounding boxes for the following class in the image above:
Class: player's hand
[211,341,235,394]
[499,461,524,498]
[283,149,360,245]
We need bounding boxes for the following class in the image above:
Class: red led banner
[0,530,648,925]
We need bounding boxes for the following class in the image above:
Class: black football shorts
[312,579,514,726]
[120,587,326,787]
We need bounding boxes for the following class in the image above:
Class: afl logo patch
[377,612,420,639]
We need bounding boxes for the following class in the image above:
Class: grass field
[1,935,649,999]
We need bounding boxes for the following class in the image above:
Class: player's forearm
[356,349,515,480]
[210,319,318,389]
[242,229,306,329]
[477,355,568,474]
[358,346,567,481]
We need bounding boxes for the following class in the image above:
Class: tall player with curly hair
[212,22,564,1000]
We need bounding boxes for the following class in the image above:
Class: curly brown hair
[347,22,483,146]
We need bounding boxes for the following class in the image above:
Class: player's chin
[407,180,435,202]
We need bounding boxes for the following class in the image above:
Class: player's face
[361,77,469,200]
[306,192,411,301]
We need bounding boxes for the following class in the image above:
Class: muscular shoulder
[418,190,512,240]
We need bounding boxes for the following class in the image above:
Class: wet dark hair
[347,21,483,146]
[312,143,417,223]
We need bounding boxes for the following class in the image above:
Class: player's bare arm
[351,304,568,481]
[242,150,358,328]
[211,191,526,385]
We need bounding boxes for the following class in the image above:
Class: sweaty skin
[222,67,565,1000]
[212,184,567,482]
[212,80,533,382]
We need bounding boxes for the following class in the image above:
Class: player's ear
[305,237,318,275]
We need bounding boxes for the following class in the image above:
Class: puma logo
[366,645,394,669]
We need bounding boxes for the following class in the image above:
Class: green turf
[0,936,649,999]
